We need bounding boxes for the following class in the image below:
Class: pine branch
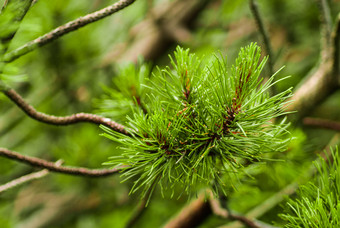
[249,0,274,79]
[2,88,130,136]
[0,160,62,194]
[3,0,135,63]
[303,117,340,131]
[103,43,291,199]
[0,148,121,177]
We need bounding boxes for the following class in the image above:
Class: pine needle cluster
[101,43,292,198]
[281,147,340,227]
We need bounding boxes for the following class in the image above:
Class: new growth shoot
[101,43,292,199]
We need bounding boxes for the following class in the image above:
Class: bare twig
[0,160,62,194]
[249,0,274,77]
[3,0,135,63]
[303,117,340,131]
[0,170,48,193]
[2,88,130,135]
[0,148,121,177]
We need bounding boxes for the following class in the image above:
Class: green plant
[101,43,292,199]
[281,146,340,227]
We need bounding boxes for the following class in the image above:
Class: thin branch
[3,0,135,63]
[249,0,274,77]
[0,170,48,193]
[303,117,340,131]
[2,88,130,136]
[317,0,332,50]
[0,160,62,194]
[0,148,121,177]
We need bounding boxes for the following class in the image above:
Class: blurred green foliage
[0,0,340,227]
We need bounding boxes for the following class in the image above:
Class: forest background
[0,0,340,227]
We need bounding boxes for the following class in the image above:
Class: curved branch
[3,88,131,136]
[3,0,135,63]
[0,148,121,177]
[286,13,340,117]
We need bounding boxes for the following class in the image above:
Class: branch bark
[3,0,135,63]
[2,88,131,135]
[0,148,121,177]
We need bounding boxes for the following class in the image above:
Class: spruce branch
[2,87,130,135]
[0,160,62,194]
[102,43,292,199]
[0,148,120,177]
[3,0,135,63]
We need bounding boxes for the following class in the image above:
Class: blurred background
[0,0,340,227]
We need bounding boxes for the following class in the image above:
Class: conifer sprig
[101,43,292,198]
[281,147,340,227]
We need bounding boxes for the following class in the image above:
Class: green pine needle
[101,43,292,199]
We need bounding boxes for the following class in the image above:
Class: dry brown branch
[2,88,130,135]
[3,0,135,63]
[303,117,340,131]
[0,148,121,177]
